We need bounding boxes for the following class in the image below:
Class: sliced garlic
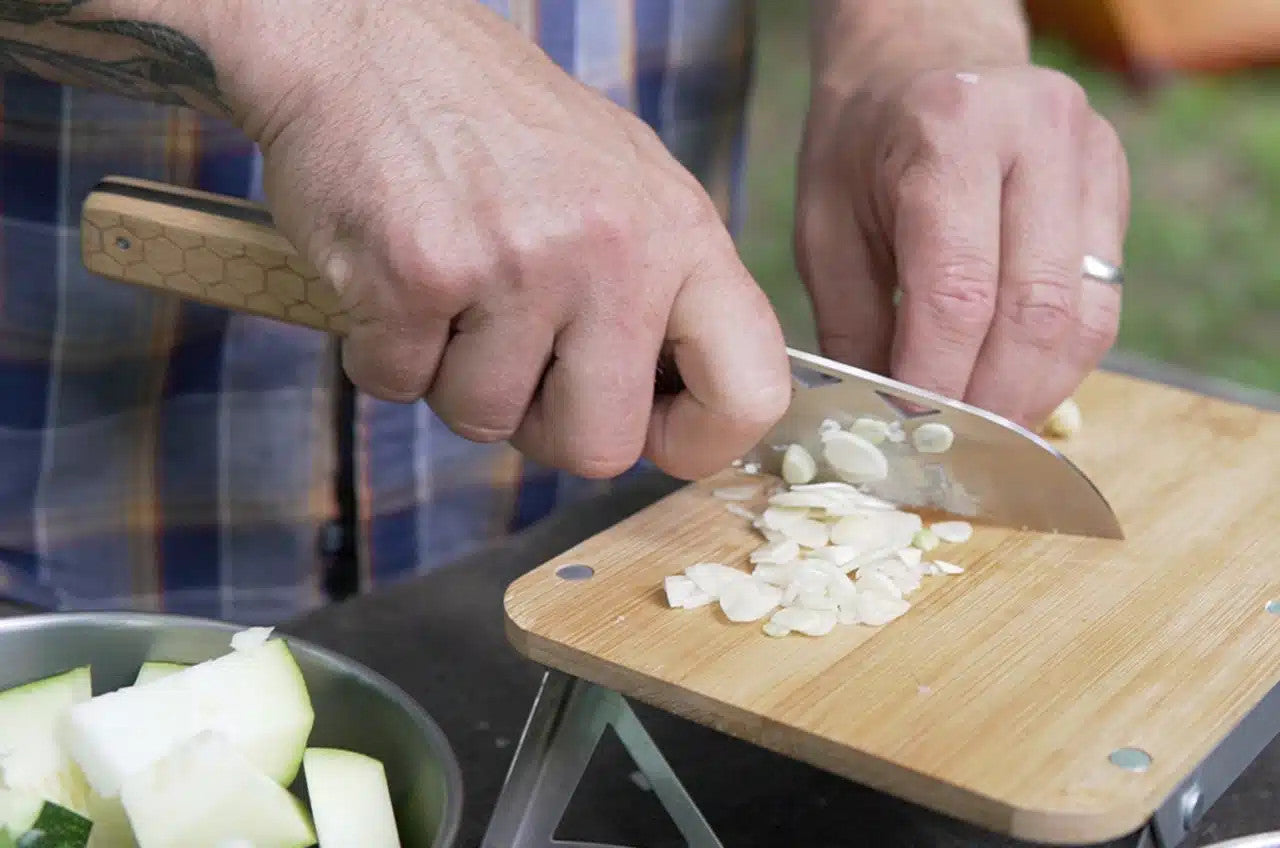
[932,559,965,575]
[855,570,903,601]
[767,490,833,510]
[853,592,911,626]
[812,545,857,567]
[912,528,940,551]
[850,416,890,444]
[751,563,797,586]
[1042,397,1082,439]
[749,538,801,565]
[931,520,973,543]
[760,505,811,532]
[724,503,756,521]
[782,517,830,550]
[762,619,792,638]
[664,575,714,609]
[896,547,924,568]
[822,431,889,482]
[833,511,922,552]
[719,579,783,623]
[770,606,837,637]
[780,443,818,485]
[684,562,746,597]
[911,422,954,454]
[712,485,758,502]
[886,421,906,443]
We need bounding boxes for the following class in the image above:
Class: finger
[1056,115,1127,416]
[338,254,452,401]
[424,306,556,442]
[889,155,1003,401]
[964,127,1084,426]
[342,316,452,402]
[645,250,791,480]
[795,188,895,373]
[510,306,658,480]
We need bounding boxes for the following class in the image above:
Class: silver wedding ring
[1082,254,1124,286]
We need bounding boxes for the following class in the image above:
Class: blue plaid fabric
[0,0,756,623]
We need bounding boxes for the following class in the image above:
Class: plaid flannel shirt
[0,0,756,624]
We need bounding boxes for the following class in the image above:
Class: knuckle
[919,260,1000,330]
[1080,299,1122,354]
[1005,277,1078,346]
[381,223,478,312]
[1032,70,1090,128]
[902,71,979,128]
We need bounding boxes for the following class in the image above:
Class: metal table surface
[2,354,1277,847]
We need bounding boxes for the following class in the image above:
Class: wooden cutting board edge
[502,532,1227,845]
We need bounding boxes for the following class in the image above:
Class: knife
[78,176,1123,539]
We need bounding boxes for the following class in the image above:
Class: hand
[795,65,1129,427]
[222,0,790,480]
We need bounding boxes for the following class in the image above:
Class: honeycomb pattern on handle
[81,207,351,334]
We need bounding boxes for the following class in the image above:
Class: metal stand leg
[481,670,724,848]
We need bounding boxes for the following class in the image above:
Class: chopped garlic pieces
[662,409,988,637]
[911,422,954,454]
[781,443,818,485]
[1042,397,1083,439]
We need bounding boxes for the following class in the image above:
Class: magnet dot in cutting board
[555,564,595,581]
[1266,600,1280,615]
[1108,748,1152,773]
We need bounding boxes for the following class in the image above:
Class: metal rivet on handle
[1109,748,1152,773]
[555,564,594,581]
[1266,600,1280,615]
[114,236,132,251]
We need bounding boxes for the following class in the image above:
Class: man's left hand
[795,65,1129,428]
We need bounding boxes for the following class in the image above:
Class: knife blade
[78,176,1123,539]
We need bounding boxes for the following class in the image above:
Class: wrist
[809,0,1030,105]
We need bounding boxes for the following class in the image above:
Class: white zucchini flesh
[131,662,187,687]
[63,639,314,799]
[120,731,315,848]
[0,666,93,813]
[303,748,401,848]
[0,787,42,833]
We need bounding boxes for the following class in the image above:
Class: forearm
[0,0,248,115]
[809,0,1030,99]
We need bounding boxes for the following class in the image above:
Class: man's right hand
[214,0,790,480]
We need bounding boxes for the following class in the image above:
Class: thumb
[644,246,791,480]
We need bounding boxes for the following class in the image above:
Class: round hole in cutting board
[555,564,594,581]
[1108,748,1153,773]
[1266,600,1280,615]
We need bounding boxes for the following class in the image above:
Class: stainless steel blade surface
[741,348,1124,540]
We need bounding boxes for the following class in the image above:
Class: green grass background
[738,5,1280,393]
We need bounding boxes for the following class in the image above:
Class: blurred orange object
[1025,0,1280,74]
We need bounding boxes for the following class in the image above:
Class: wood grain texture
[504,371,1280,844]
[81,179,352,333]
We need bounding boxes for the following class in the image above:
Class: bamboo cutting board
[503,371,1280,844]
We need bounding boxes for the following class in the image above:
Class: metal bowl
[0,611,463,848]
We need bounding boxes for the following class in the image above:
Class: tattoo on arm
[0,0,227,113]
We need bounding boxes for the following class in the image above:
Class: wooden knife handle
[81,176,689,394]
[80,176,351,334]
